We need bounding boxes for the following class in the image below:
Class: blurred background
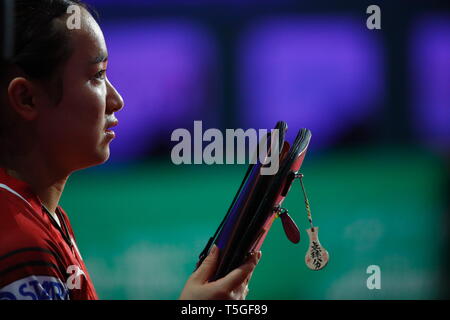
[59,0,450,299]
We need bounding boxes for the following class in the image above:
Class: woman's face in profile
[37,8,124,173]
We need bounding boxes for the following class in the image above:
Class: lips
[104,118,119,140]
[105,118,119,131]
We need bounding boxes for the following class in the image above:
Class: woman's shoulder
[0,189,53,253]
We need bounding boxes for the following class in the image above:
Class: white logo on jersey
[0,275,69,300]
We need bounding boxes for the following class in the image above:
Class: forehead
[67,9,107,64]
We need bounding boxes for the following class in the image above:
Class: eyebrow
[90,53,108,65]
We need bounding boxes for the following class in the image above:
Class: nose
[106,78,124,114]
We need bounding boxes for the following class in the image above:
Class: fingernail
[209,244,218,255]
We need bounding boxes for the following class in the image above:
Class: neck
[1,144,70,213]
[6,167,68,214]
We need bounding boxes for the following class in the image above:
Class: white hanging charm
[305,227,329,270]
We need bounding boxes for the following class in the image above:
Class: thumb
[192,245,219,283]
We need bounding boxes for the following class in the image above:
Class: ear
[7,77,40,121]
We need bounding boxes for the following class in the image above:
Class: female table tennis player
[0,0,261,300]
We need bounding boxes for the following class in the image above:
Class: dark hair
[0,0,97,136]
[2,0,97,79]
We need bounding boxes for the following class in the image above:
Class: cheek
[64,85,106,134]
[43,85,107,146]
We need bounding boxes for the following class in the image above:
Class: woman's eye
[94,70,106,80]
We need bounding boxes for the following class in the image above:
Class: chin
[98,146,111,164]
[65,142,111,173]
[78,147,111,171]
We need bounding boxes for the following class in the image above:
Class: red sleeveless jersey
[0,167,98,300]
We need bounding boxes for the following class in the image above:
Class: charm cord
[296,173,314,230]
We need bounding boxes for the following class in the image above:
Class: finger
[192,245,219,283]
[244,251,261,285]
[236,283,249,300]
[243,284,250,300]
[244,270,253,285]
[218,251,260,291]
